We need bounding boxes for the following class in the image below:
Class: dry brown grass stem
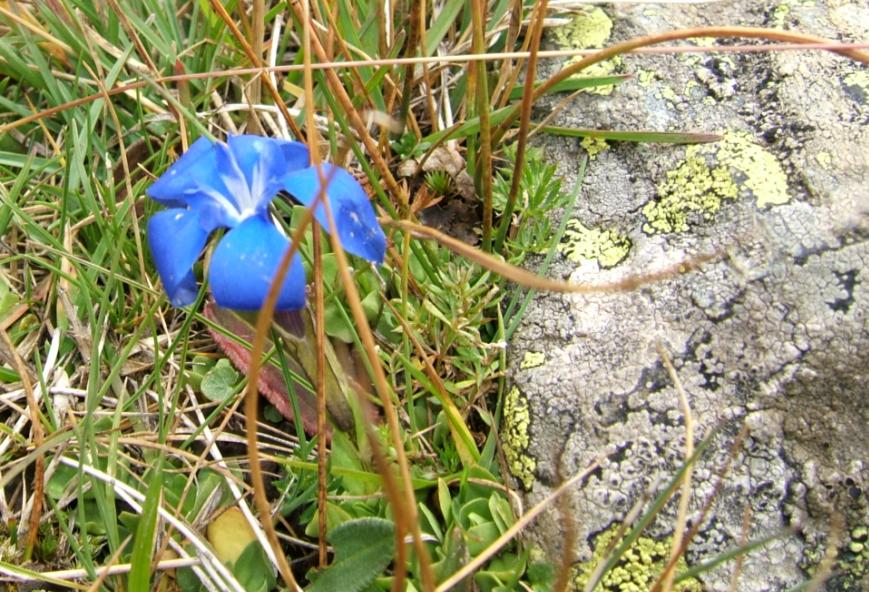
[391,219,721,294]
[656,343,695,592]
[300,0,330,567]
[0,329,44,560]
[495,0,548,251]
[2,40,867,137]
[470,0,494,250]
[318,200,435,590]
[206,0,304,140]
[241,208,319,591]
[728,504,752,592]
[650,425,749,592]
[249,0,265,134]
[494,26,869,141]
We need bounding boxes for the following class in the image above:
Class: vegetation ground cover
[0,1,865,590]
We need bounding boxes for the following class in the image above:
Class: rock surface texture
[506,1,867,590]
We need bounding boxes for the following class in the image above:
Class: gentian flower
[146,135,386,311]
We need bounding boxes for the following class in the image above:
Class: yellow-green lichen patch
[560,220,631,268]
[581,136,609,159]
[659,85,679,103]
[816,151,832,169]
[836,525,867,589]
[551,7,621,96]
[842,70,869,103]
[643,131,790,234]
[574,526,703,592]
[521,351,546,369]
[638,70,656,87]
[551,7,612,49]
[503,387,536,489]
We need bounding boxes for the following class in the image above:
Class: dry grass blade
[0,328,44,559]
[655,343,695,592]
[494,0,548,252]
[319,198,436,590]
[391,219,721,294]
[494,26,869,141]
[241,211,319,592]
[2,40,867,137]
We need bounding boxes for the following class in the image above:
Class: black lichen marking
[827,269,859,313]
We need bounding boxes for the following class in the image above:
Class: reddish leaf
[203,302,327,438]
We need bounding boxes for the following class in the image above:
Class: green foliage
[200,358,242,402]
[492,145,573,265]
[307,518,396,592]
[0,1,788,591]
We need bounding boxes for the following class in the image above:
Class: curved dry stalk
[493,26,869,141]
[494,0,548,252]
[242,209,320,592]
[319,199,435,591]
[298,0,331,570]
[656,343,695,592]
[390,219,721,294]
[2,40,866,137]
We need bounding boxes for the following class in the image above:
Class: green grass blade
[128,460,164,592]
[538,125,722,144]
[507,74,632,100]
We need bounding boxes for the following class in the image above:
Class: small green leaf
[46,463,77,499]
[200,358,240,402]
[465,521,500,557]
[263,404,284,423]
[437,478,452,524]
[233,540,276,592]
[307,518,395,592]
[488,494,514,535]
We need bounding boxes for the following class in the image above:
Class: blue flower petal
[280,164,387,264]
[147,137,245,229]
[208,216,306,311]
[227,136,309,204]
[146,137,213,206]
[147,208,210,306]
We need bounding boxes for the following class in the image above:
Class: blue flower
[146,134,386,311]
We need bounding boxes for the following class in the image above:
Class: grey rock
[506,1,868,590]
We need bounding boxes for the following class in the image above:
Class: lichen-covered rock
[506,1,867,590]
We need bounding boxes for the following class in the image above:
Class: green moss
[521,351,546,369]
[643,131,790,234]
[560,220,631,268]
[581,136,609,159]
[574,526,703,592]
[551,8,621,96]
[502,387,536,489]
